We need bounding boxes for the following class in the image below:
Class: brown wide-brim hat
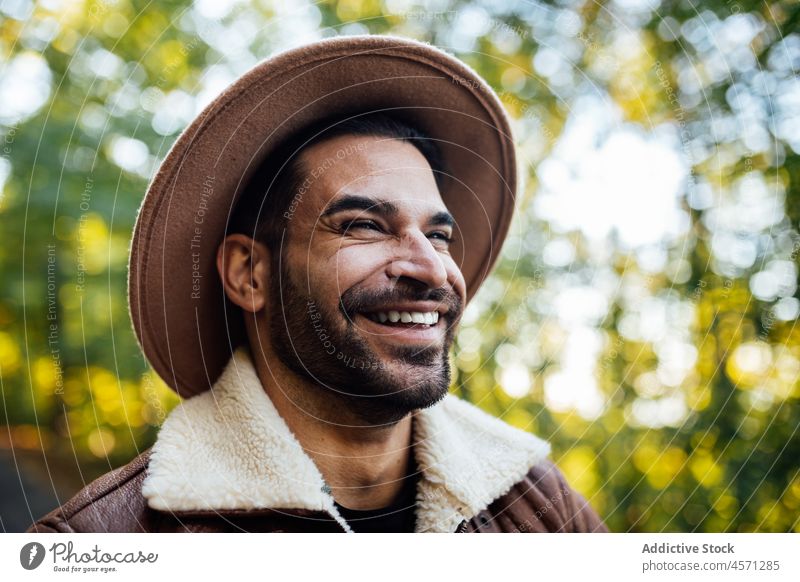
[129,34,519,398]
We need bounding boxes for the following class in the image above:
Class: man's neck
[251,349,416,511]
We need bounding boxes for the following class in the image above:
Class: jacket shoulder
[27,449,157,533]
[477,459,609,533]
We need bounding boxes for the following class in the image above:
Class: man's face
[268,133,467,425]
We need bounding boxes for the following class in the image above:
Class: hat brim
[128,34,517,397]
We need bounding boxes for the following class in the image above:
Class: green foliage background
[1,0,798,532]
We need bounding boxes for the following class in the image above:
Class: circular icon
[20,542,46,570]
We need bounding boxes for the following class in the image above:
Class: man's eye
[342,220,381,233]
[429,231,454,244]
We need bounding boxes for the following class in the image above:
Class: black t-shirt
[333,465,420,533]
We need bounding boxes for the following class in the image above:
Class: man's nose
[385,231,449,290]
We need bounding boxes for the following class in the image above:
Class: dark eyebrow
[428,211,454,229]
[321,194,454,229]
[321,195,398,218]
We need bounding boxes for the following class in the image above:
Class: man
[28,35,607,533]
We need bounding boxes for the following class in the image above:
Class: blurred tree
[0,0,797,532]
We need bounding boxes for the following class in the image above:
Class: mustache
[339,281,462,322]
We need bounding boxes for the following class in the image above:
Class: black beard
[268,252,462,426]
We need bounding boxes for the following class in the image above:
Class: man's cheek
[304,268,350,321]
[446,268,467,304]
[304,258,333,290]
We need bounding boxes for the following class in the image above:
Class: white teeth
[410,312,426,323]
[367,310,441,325]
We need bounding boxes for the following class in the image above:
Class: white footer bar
[2,533,797,581]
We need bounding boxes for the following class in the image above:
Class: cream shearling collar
[141,347,551,532]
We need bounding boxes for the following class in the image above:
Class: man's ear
[216,233,271,313]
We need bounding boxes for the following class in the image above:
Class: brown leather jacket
[28,450,606,533]
[28,349,608,534]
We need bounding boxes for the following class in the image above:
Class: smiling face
[268,133,467,424]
